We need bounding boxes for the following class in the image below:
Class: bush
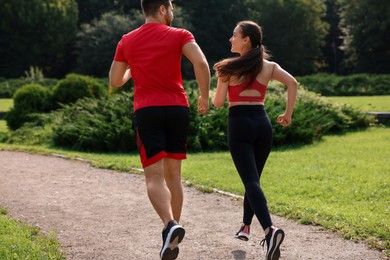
[5,83,52,130]
[297,73,390,96]
[52,92,135,152]
[0,78,58,98]
[185,80,373,149]
[47,78,373,153]
[52,73,107,108]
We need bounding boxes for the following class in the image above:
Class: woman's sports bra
[228,78,267,103]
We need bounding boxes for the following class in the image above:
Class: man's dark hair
[141,0,170,17]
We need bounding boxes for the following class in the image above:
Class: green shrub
[52,92,135,152]
[52,73,107,108]
[5,84,52,130]
[0,78,58,98]
[297,73,390,96]
[186,80,373,150]
[48,78,373,153]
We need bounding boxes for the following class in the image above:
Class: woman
[212,21,297,260]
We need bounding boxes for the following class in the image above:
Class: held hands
[198,96,209,115]
[277,114,292,127]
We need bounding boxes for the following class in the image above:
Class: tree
[248,0,328,75]
[75,11,143,77]
[339,0,390,74]
[176,0,252,72]
[75,0,140,25]
[322,0,344,74]
[0,0,78,78]
[74,7,192,77]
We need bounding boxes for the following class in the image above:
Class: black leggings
[228,105,273,230]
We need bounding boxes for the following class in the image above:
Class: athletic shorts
[134,106,189,168]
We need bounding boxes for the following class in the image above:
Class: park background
[0,0,389,259]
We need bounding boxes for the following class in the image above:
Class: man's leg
[164,158,183,222]
[144,159,174,226]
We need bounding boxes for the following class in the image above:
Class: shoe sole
[267,229,285,260]
[235,232,249,241]
[160,225,185,260]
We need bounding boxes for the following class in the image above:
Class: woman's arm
[271,63,298,126]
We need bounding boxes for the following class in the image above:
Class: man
[109,0,210,259]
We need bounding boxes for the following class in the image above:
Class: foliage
[52,92,135,152]
[52,73,107,108]
[23,66,45,82]
[5,122,53,146]
[38,78,374,153]
[0,0,78,77]
[247,0,328,75]
[339,0,390,73]
[75,11,143,77]
[5,84,52,130]
[322,0,344,74]
[75,0,140,25]
[0,78,58,99]
[297,73,390,96]
[177,0,252,75]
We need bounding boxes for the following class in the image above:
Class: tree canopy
[0,0,389,78]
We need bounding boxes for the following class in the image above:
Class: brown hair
[141,0,171,17]
[213,21,269,84]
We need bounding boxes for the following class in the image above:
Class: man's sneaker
[260,227,285,260]
[160,220,185,260]
[234,224,250,241]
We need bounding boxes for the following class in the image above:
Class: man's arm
[182,42,210,114]
[109,61,131,87]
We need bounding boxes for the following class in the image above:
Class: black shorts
[134,106,189,168]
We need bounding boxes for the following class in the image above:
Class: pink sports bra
[228,78,267,103]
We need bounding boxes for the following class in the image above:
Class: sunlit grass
[0,209,64,259]
[0,120,7,132]
[0,99,13,112]
[328,95,390,112]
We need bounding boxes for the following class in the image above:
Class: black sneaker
[160,220,185,260]
[234,224,250,241]
[260,227,285,260]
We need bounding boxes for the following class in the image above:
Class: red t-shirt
[114,23,195,111]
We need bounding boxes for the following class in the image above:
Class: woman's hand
[277,114,292,127]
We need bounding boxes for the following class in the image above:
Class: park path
[0,151,386,260]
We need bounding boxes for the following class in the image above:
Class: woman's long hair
[214,21,269,85]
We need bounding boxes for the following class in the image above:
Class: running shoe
[234,224,250,241]
[160,220,185,260]
[260,227,285,260]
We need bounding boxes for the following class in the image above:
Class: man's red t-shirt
[114,23,195,111]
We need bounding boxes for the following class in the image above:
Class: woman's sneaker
[160,220,185,260]
[234,224,250,241]
[260,227,285,260]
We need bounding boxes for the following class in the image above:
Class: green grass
[0,99,13,112]
[0,127,389,254]
[0,209,64,259]
[0,120,7,132]
[328,95,390,112]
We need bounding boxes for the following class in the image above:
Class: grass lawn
[0,126,389,253]
[0,120,7,132]
[0,99,13,112]
[328,95,390,112]
[0,209,64,259]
